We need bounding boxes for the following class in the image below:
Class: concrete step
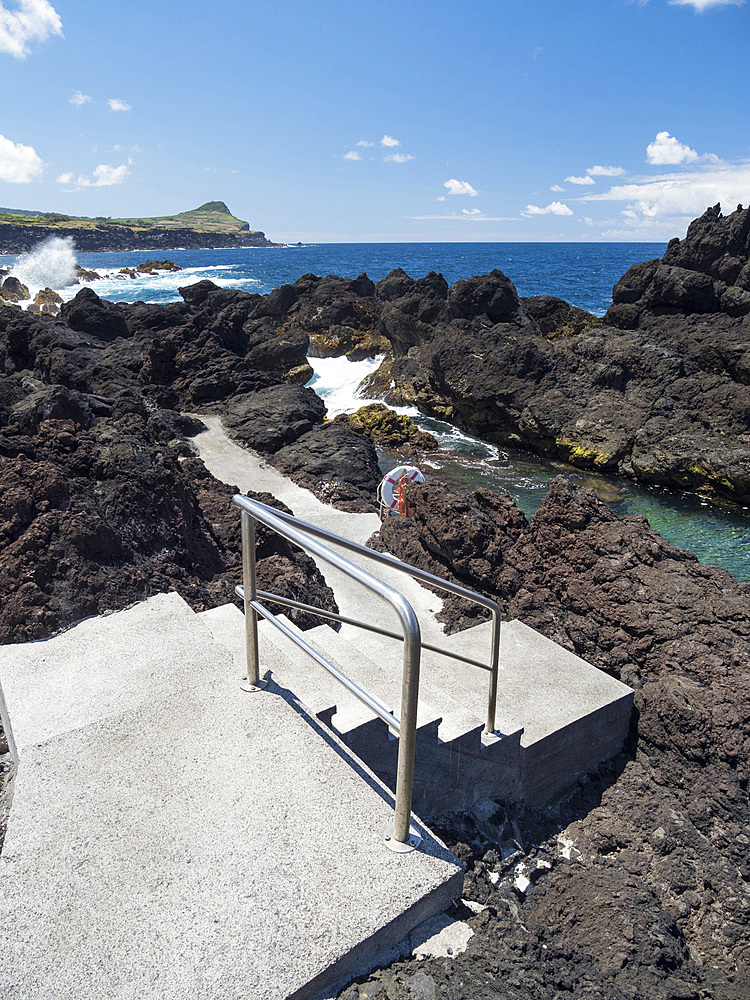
[202,601,633,815]
[199,604,525,817]
[0,596,462,1000]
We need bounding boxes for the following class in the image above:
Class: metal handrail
[232,492,502,850]
[236,498,502,732]
[233,493,421,849]
[235,587,494,674]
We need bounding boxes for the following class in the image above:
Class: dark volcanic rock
[60,287,129,340]
[266,271,386,361]
[0,290,339,645]
[361,476,750,999]
[0,276,30,303]
[332,403,438,455]
[272,423,382,512]
[609,204,750,327]
[523,295,605,337]
[353,219,750,503]
[223,384,326,453]
[0,223,280,254]
[448,268,522,324]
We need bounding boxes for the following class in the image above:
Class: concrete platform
[0,594,462,1000]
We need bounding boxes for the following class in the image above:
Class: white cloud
[343,150,361,161]
[444,178,479,197]
[69,89,91,107]
[579,161,750,222]
[108,98,131,112]
[0,0,61,58]
[523,201,574,216]
[380,134,400,147]
[550,184,565,192]
[384,153,414,163]
[0,132,44,182]
[57,158,133,189]
[565,174,595,185]
[646,130,699,165]
[587,164,626,176]
[668,0,745,10]
[436,195,446,202]
[462,208,482,215]
[356,139,374,147]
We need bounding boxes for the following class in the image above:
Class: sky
[0,0,749,243]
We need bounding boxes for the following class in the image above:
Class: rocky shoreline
[236,204,750,506]
[0,222,282,254]
[0,204,749,998]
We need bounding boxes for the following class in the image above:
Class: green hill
[110,201,252,233]
[0,202,256,235]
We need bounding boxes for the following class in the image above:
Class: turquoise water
[394,416,750,581]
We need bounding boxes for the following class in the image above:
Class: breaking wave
[11,236,78,297]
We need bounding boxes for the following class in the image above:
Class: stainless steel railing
[232,493,501,850]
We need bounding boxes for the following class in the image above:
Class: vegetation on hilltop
[0,202,259,235]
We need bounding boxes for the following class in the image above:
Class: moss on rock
[334,403,438,452]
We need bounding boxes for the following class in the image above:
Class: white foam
[56,265,262,304]
[305,353,500,460]
[306,354,385,416]
[11,236,78,297]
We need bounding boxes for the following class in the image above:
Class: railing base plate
[240,677,268,693]
[383,823,422,854]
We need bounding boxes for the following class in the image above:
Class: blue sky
[1,0,748,242]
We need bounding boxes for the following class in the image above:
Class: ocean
[8,239,664,316]
[7,237,750,582]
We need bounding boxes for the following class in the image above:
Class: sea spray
[11,236,78,297]
[305,353,500,460]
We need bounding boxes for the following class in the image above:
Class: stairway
[202,605,632,818]
[0,419,636,998]
[0,593,462,1000]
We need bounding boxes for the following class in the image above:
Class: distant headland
[0,201,283,253]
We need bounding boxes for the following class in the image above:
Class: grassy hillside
[0,202,259,235]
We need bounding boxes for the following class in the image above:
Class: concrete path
[0,594,462,1000]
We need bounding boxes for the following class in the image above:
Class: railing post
[385,608,422,853]
[485,610,500,734]
[240,509,265,692]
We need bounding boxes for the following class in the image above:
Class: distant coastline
[0,200,284,254]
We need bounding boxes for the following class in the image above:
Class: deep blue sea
[41,241,665,316]
[9,238,750,582]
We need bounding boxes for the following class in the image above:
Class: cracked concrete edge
[297,868,464,1000]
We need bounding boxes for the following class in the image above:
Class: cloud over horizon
[579,160,750,224]
[668,0,745,11]
[0,0,61,58]
[523,201,574,216]
[0,132,44,182]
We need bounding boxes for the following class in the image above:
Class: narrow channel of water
[307,356,750,584]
